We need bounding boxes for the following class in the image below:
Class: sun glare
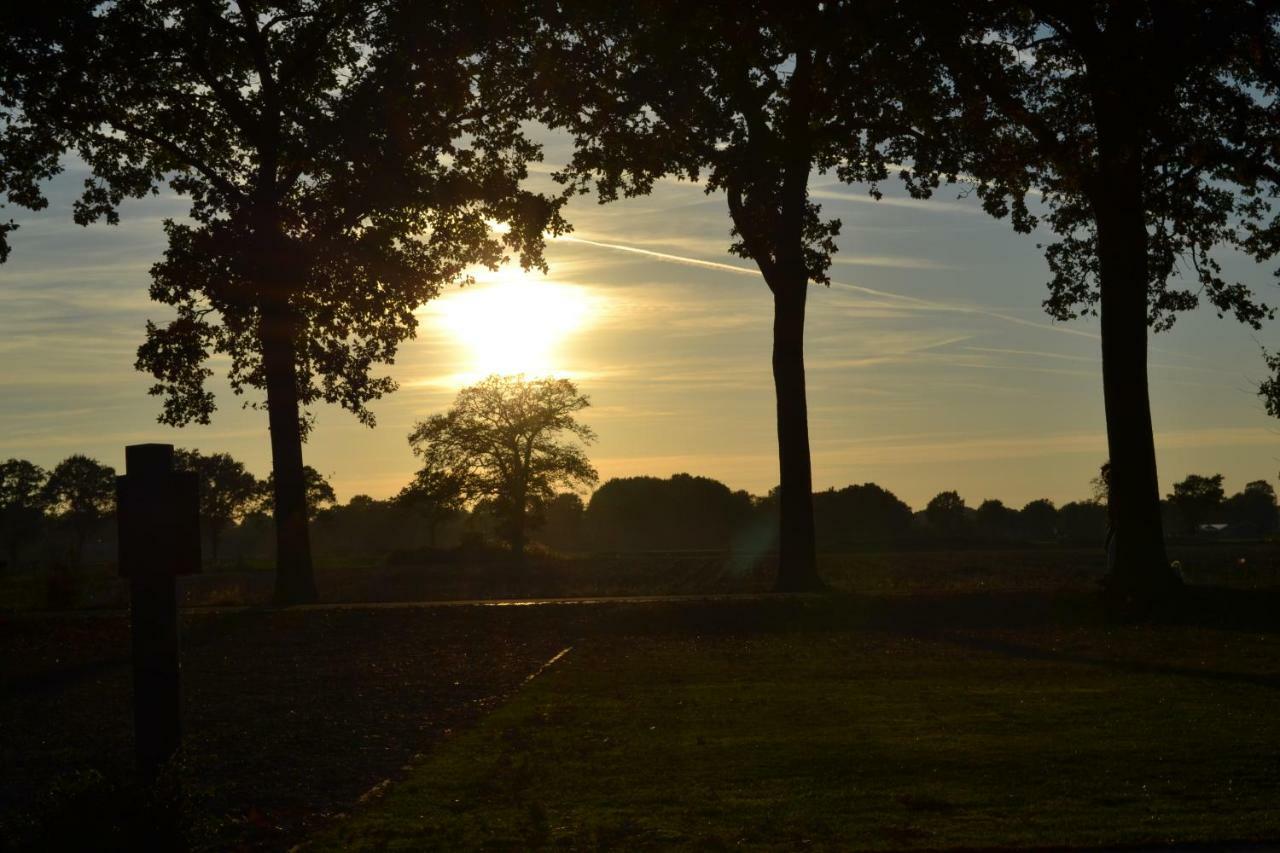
[429,266,596,380]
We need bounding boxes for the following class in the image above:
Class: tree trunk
[1091,102,1179,611]
[771,277,821,592]
[260,303,317,604]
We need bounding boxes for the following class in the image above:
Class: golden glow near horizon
[429,265,597,381]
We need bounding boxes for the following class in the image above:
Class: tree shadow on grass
[930,630,1280,693]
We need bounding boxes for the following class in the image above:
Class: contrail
[555,234,1100,342]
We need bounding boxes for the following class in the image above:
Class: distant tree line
[0,452,334,573]
[5,448,1274,574]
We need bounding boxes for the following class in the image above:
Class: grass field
[4,549,1280,850]
[314,606,1280,851]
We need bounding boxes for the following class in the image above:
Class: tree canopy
[585,474,755,552]
[408,375,597,558]
[396,463,467,547]
[931,0,1280,607]
[535,0,955,591]
[6,0,567,602]
[175,448,264,563]
[1168,473,1227,536]
[41,454,115,564]
[0,458,48,567]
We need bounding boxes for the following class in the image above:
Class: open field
[3,541,1278,611]
[4,550,1280,850]
[315,615,1280,851]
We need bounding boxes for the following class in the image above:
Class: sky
[3,131,1279,511]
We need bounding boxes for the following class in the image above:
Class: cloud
[816,425,1280,468]
[553,232,1100,343]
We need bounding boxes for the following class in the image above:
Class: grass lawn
[314,613,1280,851]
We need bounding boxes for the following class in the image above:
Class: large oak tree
[408,375,597,559]
[534,0,953,590]
[9,1,566,602]
[934,1,1279,609]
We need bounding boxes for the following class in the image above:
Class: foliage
[265,465,336,520]
[408,375,598,555]
[534,0,960,587]
[396,464,467,547]
[0,458,48,567]
[1019,498,1058,541]
[536,493,587,553]
[1223,480,1278,536]
[1260,348,1280,419]
[10,1,568,431]
[0,6,70,263]
[975,498,1019,541]
[811,483,915,548]
[8,0,569,601]
[925,490,967,536]
[1090,462,1112,506]
[538,0,957,277]
[940,3,1278,333]
[1057,500,1108,544]
[174,449,264,563]
[932,1,1280,602]
[585,474,754,552]
[1168,474,1226,535]
[40,454,115,563]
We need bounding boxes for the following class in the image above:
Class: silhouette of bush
[584,474,754,552]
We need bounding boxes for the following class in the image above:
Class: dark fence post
[116,443,200,783]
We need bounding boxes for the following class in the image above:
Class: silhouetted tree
[925,490,967,538]
[265,466,335,521]
[539,0,954,590]
[1224,480,1279,537]
[536,492,586,552]
[0,6,68,263]
[1168,474,1226,536]
[934,3,1279,607]
[174,449,263,565]
[974,498,1018,541]
[313,494,427,560]
[1091,462,1112,506]
[1058,500,1108,544]
[1019,499,1058,542]
[0,459,48,569]
[586,474,754,552]
[10,2,565,603]
[397,464,466,548]
[41,455,115,566]
[1260,349,1280,422]
[812,483,914,549]
[409,376,597,559]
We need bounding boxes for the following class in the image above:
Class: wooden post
[116,443,200,783]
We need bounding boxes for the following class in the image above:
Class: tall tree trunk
[260,303,317,604]
[772,277,820,592]
[1091,102,1179,611]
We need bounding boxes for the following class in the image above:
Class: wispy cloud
[555,233,1099,343]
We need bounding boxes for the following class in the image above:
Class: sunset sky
[3,131,1278,510]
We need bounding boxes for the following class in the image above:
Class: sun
[429,266,596,380]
